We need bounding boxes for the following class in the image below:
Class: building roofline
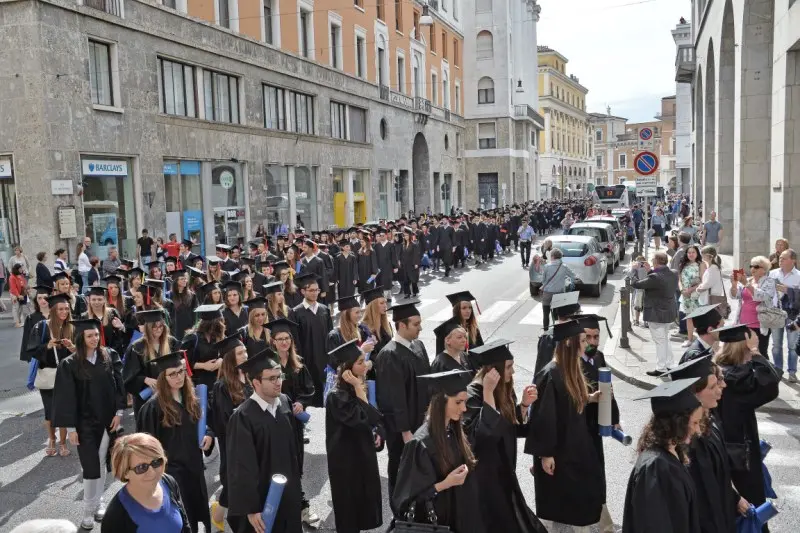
[588,112,628,121]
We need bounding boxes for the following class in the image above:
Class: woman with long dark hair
[392,370,484,532]
[19,284,51,362]
[123,267,145,298]
[325,339,383,533]
[104,275,130,322]
[122,310,180,421]
[169,270,198,341]
[198,282,222,306]
[275,261,302,309]
[622,378,705,532]
[181,304,226,393]
[53,318,125,530]
[356,235,379,294]
[714,324,782,533]
[239,272,258,302]
[399,228,421,298]
[435,291,484,354]
[28,293,75,458]
[359,287,393,355]
[264,280,290,321]
[526,320,604,531]
[243,297,270,356]
[137,352,213,533]
[679,245,706,347]
[83,286,127,356]
[463,340,545,533]
[221,281,248,334]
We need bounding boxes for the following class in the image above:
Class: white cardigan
[697,263,725,304]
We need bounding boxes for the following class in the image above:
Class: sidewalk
[603,245,800,415]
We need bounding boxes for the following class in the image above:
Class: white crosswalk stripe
[415,298,440,311]
[422,298,606,328]
[428,305,456,322]
[475,300,517,322]
[520,304,544,325]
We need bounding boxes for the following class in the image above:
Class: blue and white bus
[592,185,631,210]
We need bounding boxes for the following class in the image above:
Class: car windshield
[568,227,608,242]
[554,242,589,257]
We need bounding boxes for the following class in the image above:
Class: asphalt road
[1,244,797,532]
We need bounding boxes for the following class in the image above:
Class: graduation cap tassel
[100,325,106,347]
[182,350,193,378]
[605,321,613,339]
[475,301,481,315]
[146,288,151,306]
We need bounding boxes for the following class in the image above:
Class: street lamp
[420,1,434,26]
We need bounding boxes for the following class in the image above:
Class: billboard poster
[183,210,205,254]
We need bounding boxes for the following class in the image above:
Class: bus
[592,184,631,210]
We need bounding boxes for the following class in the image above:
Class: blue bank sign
[82,159,129,176]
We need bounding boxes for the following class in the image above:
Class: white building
[673,18,693,195]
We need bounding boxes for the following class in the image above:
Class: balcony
[84,0,123,16]
[380,85,390,101]
[415,97,431,115]
[514,104,545,130]
[675,45,695,83]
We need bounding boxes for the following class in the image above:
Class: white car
[529,235,608,297]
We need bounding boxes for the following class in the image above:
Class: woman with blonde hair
[83,286,127,355]
[102,432,192,532]
[359,287,392,354]
[52,271,87,318]
[435,291,484,354]
[265,280,290,321]
[326,296,375,357]
[769,238,789,270]
[526,320,604,530]
[730,255,776,356]
[276,260,303,308]
[243,296,270,356]
[137,352,213,533]
[122,310,180,422]
[431,321,471,373]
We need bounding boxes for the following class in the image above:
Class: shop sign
[51,180,73,195]
[82,159,129,176]
[219,170,235,189]
[295,192,308,199]
[163,163,179,175]
[0,158,11,178]
[58,206,78,239]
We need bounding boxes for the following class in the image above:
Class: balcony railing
[415,97,431,115]
[675,45,695,83]
[84,0,123,16]
[380,85,390,101]
[514,104,545,129]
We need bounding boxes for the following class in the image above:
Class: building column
[345,169,355,227]
[771,48,800,246]
[703,57,716,219]
[716,20,736,254]
[694,76,705,219]
[287,165,297,231]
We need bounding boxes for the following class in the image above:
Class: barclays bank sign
[82,159,129,176]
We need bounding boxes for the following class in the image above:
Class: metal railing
[84,0,123,16]
[513,104,545,129]
[415,96,431,115]
[379,85,390,101]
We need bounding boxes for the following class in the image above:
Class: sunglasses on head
[130,456,164,475]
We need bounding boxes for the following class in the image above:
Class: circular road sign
[634,151,659,176]
[639,128,653,141]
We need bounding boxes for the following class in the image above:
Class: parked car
[566,222,621,273]
[529,235,608,298]
[587,215,628,253]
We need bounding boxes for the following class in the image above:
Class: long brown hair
[74,329,111,378]
[86,299,113,327]
[475,363,518,424]
[267,293,289,319]
[359,237,373,254]
[142,321,172,362]
[453,302,479,346]
[554,335,589,413]
[636,408,698,465]
[106,282,127,316]
[270,334,304,372]
[188,317,226,344]
[362,299,392,339]
[218,347,247,405]
[335,356,365,395]
[337,308,361,343]
[426,392,477,473]
[48,304,74,342]
[155,369,201,427]
[172,275,195,308]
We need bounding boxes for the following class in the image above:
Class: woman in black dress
[325,339,383,533]
[356,235,379,294]
[275,261,303,309]
[137,352,213,533]
[83,286,127,356]
[435,291,484,354]
[52,270,87,318]
[359,287,392,355]
[53,318,126,530]
[169,270,198,341]
[327,296,376,361]
[198,282,222,306]
[393,370,485,533]
[19,284,51,362]
[399,228,421,298]
[105,275,131,326]
[122,310,181,423]
[221,280,248,335]
[243,296,270,355]
[264,280,290,321]
[463,340,545,533]
[182,304,226,394]
[141,279,174,329]
[123,267,144,298]
[431,320,470,373]
[28,293,74,458]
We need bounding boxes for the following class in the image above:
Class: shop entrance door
[214,207,246,247]
[478,173,498,210]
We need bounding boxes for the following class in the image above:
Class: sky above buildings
[537,0,689,122]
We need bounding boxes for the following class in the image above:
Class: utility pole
[560,158,565,199]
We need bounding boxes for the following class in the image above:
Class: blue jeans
[771,326,799,374]
[81,272,90,294]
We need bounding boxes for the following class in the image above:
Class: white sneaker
[80,516,95,530]
[681,340,692,348]
[789,373,798,383]
[301,507,320,527]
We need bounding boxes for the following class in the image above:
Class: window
[456,132,461,156]
[354,0,361,7]
[619,154,627,168]
[293,92,314,134]
[348,106,367,142]
[442,75,450,109]
[413,55,422,97]
[88,40,113,106]
[395,0,403,31]
[158,58,196,117]
[441,31,447,58]
[355,33,366,78]
[430,23,436,53]
[413,11,419,39]
[379,118,388,140]
[478,122,496,149]
[453,39,459,66]
[299,9,312,58]
[163,0,176,8]
[596,155,603,168]
[331,102,347,139]
[376,0,384,20]
[431,72,438,104]
[218,0,230,28]
[442,0,447,12]
[595,129,602,142]
[397,54,406,93]
[476,31,493,60]
[453,0,459,19]
[329,19,342,69]
[264,2,273,43]
[477,77,494,104]
[264,85,287,131]
[263,86,314,134]
[202,69,239,123]
[454,83,460,113]
[377,36,387,86]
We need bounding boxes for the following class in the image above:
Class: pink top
[739,287,760,328]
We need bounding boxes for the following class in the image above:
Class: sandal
[210,501,226,531]
[58,442,71,457]
[45,439,57,457]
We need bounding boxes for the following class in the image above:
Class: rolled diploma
[611,428,633,446]
[598,367,612,437]
[196,384,208,448]
[262,474,288,533]
[295,410,311,423]
[367,380,377,407]
[139,387,153,400]
[755,501,778,524]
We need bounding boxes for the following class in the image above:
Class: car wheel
[589,280,602,297]
[602,273,608,285]
[607,261,615,274]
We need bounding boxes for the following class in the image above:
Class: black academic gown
[122,336,181,422]
[435,323,484,356]
[211,379,253,508]
[319,251,336,305]
[19,311,45,362]
[222,306,248,337]
[279,359,315,473]
[70,294,88,319]
[430,351,470,373]
[226,395,303,533]
[52,349,126,479]
[284,288,303,309]
[438,226,455,266]
[289,302,333,407]
[80,310,126,356]
[137,396,212,533]
[325,385,384,532]
[244,329,270,359]
[335,253,359,298]
[688,414,738,533]
[525,362,604,526]
[171,293,199,341]
[622,447,701,533]
[181,332,220,391]
[299,255,328,294]
[357,251,379,294]
[400,242,421,284]
[392,422,486,533]
[533,332,555,377]
[717,355,781,531]
[375,242,395,291]
[464,383,547,533]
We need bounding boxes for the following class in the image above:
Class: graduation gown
[374,242,395,291]
[137,396,212,533]
[171,293,199,341]
[52,349,126,479]
[400,242,421,284]
[289,302,333,407]
[533,332,555,377]
[334,253,359,298]
[434,323,484,355]
[244,329,270,359]
[226,396,303,533]
[19,311,45,362]
[299,255,328,295]
[525,362,604,526]
[374,339,432,437]
[688,415,738,533]
[122,336,181,420]
[430,351,470,373]
[356,251,379,294]
[438,226,455,266]
[319,251,336,306]
[717,355,781,526]
[325,385,384,532]
[70,293,88,319]
[284,288,303,309]
[211,379,252,508]
[463,383,547,533]
[81,309,126,356]
[222,306,248,337]
[622,448,701,533]
[279,359,315,472]
[181,332,220,390]
[392,422,486,533]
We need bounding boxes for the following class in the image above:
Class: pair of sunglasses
[130,456,165,475]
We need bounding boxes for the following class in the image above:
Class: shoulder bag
[708,267,731,319]
[34,323,59,390]
[756,281,787,329]
[394,500,450,533]
[541,263,563,292]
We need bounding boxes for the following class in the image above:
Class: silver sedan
[529,235,609,297]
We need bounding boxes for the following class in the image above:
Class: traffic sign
[635,176,657,187]
[634,151,659,176]
[638,186,658,197]
[639,128,653,141]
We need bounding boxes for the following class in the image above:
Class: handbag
[709,270,731,319]
[394,501,450,533]
[757,302,788,330]
[33,324,58,390]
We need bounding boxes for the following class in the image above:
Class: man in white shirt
[769,249,800,382]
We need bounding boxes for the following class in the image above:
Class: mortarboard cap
[186,266,206,279]
[390,301,421,322]
[402,227,414,235]
[142,279,165,291]
[170,268,187,279]
[51,271,71,283]
[70,318,102,334]
[206,256,222,264]
[103,275,124,286]
[146,260,163,270]
[149,352,186,375]
[46,293,71,307]
[222,280,242,293]
[336,295,361,311]
[574,313,613,337]
[635,377,701,415]
[86,285,108,297]
[136,309,166,325]
[468,339,515,367]
[239,256,256,266]
[433,318,464,340]
[360,287,385,305]
[293,272,320,289]
[121,259,136,268]
[245,296,268,309]
[233,271,250,284]
[663,355,714,381]
[418,370,473,396]
[181,239,193,248]
[685,304,724,330]
[375,227,388,235]
[551,291,582,319]
[165,256,178,264]
[237,350,281,376]
[263,281,284,295]
[266,318,298,335]
[128,267,145,278]
[445,291,477,307]
[198,282,221,299]
[114,268,130,279]
[216,244,232,252]
[34,284,54,295]
[214,333,244,355]
[195,303,224,321]
[712,324,751,343]
[328,338,363,367]
[552,320,586,342]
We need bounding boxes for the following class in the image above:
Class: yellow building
[537,46,590,198]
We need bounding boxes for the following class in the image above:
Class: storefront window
[0,157,19,265]
[264,165,289,236]
[211,162,245,247]
[353,170,365,193]
[82,158,135,260]
[378,171,390,220]
[332,168,344,193]
[295,166,318,231]
[164,161,204,253]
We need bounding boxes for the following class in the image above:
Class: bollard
[619,279,631,349]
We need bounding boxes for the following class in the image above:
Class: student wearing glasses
[730,255,776,356]
[102,432,193,533]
